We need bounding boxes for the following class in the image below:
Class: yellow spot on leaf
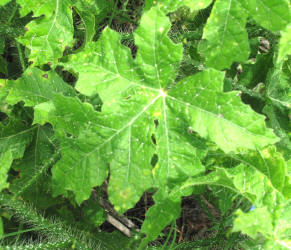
[153,111,161,117]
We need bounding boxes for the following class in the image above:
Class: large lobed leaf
[33,7,278,215]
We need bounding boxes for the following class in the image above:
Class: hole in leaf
[154,119,159,127]
[39,63,51,71]
[55,66,78,87]
[151,134,156,145]
[151,154,158,167]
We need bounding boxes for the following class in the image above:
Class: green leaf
[238,0,291,32]
[40,7,278,211]
[82,198,107,228]
[0,0,28,40]
[168,71,278,153]
[199,0,249,70]
[6,67,76,107]
[142,160,284,245]
[263,104,291,161]
[271,200,291,248]
[35,95,116,205]
[174,163,291,247]
[72,0,113,47]
[199,0,290,69]
[234,201,291,249]
[180,165,283,208]
[234,147,287,193]
[10,125,60,209]
[278,24,291,62]
[233,207,273,239]
[266,58,291,108]
[43,94,153,208]
[0,121,35,159]
[140,185,193,246]
[0,150,12,191]
[17,0,74,66]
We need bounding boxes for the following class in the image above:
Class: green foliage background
[0,0,290,249]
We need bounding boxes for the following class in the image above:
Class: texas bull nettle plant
[0,0,290,249]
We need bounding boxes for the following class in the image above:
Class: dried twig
[107,214,131,237]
